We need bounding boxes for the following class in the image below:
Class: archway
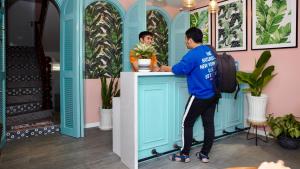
[146,7,170,66]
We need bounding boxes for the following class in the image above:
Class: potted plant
[133,42,157,72]
[267,114,300,149]
[236,51,277,123]
[99,76,120,130]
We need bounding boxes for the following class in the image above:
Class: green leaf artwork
[216,0,246,51]
[85,1,123,79]
[147,10,169,66]
[190,8,210,44]
[255,0,291,45]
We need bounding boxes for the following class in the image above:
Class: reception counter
[118,72,244,169]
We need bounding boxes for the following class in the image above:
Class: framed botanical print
[216,0,247,52]
[252,0,298,49]
[190,6,212,45]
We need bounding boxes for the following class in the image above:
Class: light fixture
[208,0,219,14]
[182,0,196,8]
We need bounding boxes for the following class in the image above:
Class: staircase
[6,46,59,141]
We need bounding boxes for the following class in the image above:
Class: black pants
[180,95,217,156]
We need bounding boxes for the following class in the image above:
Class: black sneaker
[169,153,191,163]
[196,152,209,163]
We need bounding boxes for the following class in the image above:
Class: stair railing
[34,0,52,109]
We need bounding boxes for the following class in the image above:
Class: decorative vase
[99,108,112,130]
[247,93,268,123]
[278,135,300,150]
[138,59,151,72]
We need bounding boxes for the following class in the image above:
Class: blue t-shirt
[172,45,216,99]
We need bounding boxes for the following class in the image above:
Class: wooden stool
[247,121,268,146]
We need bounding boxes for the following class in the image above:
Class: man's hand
[160,65,172,72]
[258,160,290,169]
[151,63,160,72]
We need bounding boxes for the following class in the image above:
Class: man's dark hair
[139,31,154,40]
[185,27,203,43]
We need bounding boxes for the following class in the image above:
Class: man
[130,31,160,72]
[160,27,218,163]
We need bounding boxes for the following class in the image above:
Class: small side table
[247,121,268,146]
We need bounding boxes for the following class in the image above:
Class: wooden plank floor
[139,134,300,169]
[0,128,128,169]
[0,128,299,169]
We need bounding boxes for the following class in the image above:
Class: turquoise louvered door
[60,0,84,138]
[0,0,6,147]
[123,0,146,71]
[170,11,189,65]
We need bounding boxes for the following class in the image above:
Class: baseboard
[85,122,100,128]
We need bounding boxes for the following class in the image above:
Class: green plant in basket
[267,114,300,139]
[133,43,157,59]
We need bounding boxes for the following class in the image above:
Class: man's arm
[130,50,138,72]
[131,60,139,72]
[160,65,172,72]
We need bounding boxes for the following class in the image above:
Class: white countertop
[121,72,175,76]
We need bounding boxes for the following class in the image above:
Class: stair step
[7,70,41,76]
[7,58,38,64]
[6,121,59,142]
[6,87,42,97]
[7,64,39,71]
[6,101,43,116]
[6,94,43,105]
[7,75,42,82]
[7,81,42,88]
[7,109,53,128]
[7,46,36,53]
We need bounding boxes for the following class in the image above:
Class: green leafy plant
[236,51,277,96]
[132,43,157,59]
[100,77,120,109]
[256,0,291,45]
[100,53,121,109]
[267,114,300,139]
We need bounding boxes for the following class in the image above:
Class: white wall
[8,0,36,46]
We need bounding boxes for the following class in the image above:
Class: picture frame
[190,6,212,45]
[252,0,298,50]
[215,0,247,52]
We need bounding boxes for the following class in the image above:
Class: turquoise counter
[119,72,244,169]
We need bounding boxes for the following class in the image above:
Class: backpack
[208,45,239,98]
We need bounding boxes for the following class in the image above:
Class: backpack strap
[234,83,240,99]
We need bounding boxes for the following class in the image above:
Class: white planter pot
[138,59,151,72]
[99,108,112,130]
[247,93,268,123]
[112,97,121,156]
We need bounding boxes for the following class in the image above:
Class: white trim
[85,122,100,128]
[120,72,138,169]
[181,95,195,151]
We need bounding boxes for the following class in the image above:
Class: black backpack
[208,45,239,98]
